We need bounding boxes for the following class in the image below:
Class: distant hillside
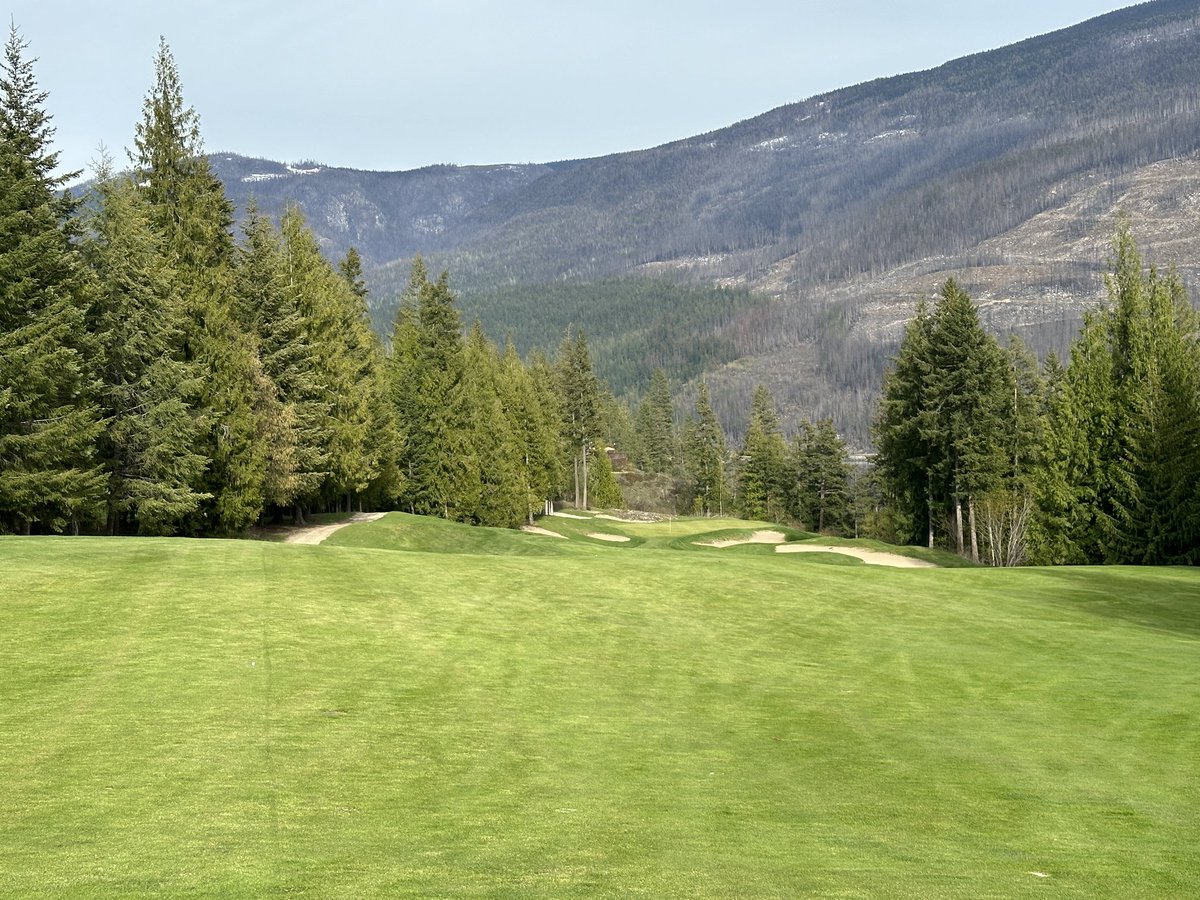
[212,0,1200,445]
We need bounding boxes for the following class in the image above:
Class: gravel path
[283,512,388,545]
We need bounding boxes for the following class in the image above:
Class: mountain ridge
[206,0,1200,444]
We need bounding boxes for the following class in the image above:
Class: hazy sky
[9,0,1132,176]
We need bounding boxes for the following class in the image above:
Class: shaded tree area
[0,35,392,535]
[873,226,1200,565]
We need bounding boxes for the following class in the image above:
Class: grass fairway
[2,515,1199,897]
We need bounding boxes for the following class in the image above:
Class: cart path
[283,512,388,545]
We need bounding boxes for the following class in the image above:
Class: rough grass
[2,518,1198,897]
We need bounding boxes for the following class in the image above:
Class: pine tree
[738,385,788,521]
[462,323,526,526]
[586,446,624,510]
[234,204,311,516]
[555,329,602,509]
[874,301,937,546]
[499,339,562,523]
[634,368,675,473]
[132,39,271,534]
[790,418,850,534]
[339,247,368,300]
[84,168,208,534]
[685,382,726,516]
[922,279,1010,561]
[393,263,473,519]
[0,27,104,533]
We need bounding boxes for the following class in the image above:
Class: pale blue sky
[9,0,1131,176]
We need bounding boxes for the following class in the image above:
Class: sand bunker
[587,532,631,543]
[549,511,590,520]
[698,530,787,548]
[521,525,567,539]
[775,543,938,568]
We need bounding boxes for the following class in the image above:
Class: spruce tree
[462,323,525,527]
[0,27,104,533]
[922,279,1010,561]
[790,418,850,534]
[737,385,788,521]
[634,368,675,474]
[499,339,562,523]
[685,382,726,516]
[873,301,937,546]
[84,169,208,534]
[555,329,602,509]
[132,39,272,534]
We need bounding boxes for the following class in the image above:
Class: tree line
[873,226,1200,565]
[0,33,627,536]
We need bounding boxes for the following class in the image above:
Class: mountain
[210,0,1200,445]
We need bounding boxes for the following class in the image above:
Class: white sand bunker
[775,543,938,568]
[521,525,567,539]
[698,530,787,548]
[587,532,631,543]
[549,511,590,519]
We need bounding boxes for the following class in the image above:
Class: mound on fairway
[2,518,1198,897]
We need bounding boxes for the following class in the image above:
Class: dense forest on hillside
[216,0,1200,296]
[204,1,1200,448]
[5,16,1200,567]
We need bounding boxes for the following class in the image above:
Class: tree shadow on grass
[1034,567,1200,639]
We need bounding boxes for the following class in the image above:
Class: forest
[2,26,1198,567]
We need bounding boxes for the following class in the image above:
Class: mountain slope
[211,0,1200,443]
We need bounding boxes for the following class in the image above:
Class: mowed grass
[1,516,1199,898]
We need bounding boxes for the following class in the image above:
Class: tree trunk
[581,444,589,511]
[573,456,580,508]
[926,481,935,549]
[953,495,964,556]
[968,496,979,563]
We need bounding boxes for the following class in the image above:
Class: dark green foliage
[84,171,208,534]
[789,419,850,534]
[585,447,624,510]
[0,27,104,533]
[737,385,788,521]
[1034,226,1200,565]
[683,382,727,516]
[873,301,936,546]
[874,282,1011,559]
[634,368,675,474]
[555,329,603,508]
[391,262,473,519]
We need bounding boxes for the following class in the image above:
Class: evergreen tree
[873,301,937,546]
[339,247,368,300]
[394,263,473,519]
[499,339,562,523]
[0,27,104,533]
[737,385,788,521]
[132,40,272,534]
[684,382,726,516]
[461,322,523,526]
[586,446,624,509]
[634,368,675,473]
[555,328,602,508]
[234,204,311,515]
[278,207,378,513]
[790,418,850,534]
[921,279,1010,561]
[84,168,208,534]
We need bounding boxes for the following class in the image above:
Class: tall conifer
[0,27,104,533]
